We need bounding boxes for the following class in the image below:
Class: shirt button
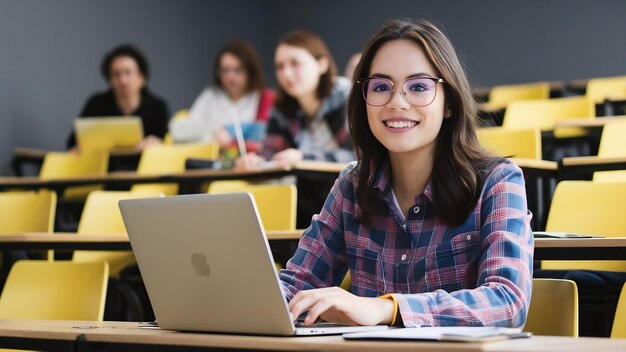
[413,206,420,214]
[466,234,471,240]
[401,254,407,261]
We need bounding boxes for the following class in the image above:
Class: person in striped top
[280,19,533,328]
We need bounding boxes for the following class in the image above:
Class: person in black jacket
[67,44,169,150]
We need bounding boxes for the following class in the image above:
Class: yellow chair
[163,109,189,145]
[485,82,550,110]
[541,181,626,272]
[524,278,579,337]
[132,143,219,195]
[0,190,56,235]
[611,282,626,338]
[586,76,626,115]
[594,120,626,182]
[208,183,297,231]
[477,127,542,159]
[0,260,108,321]
[39,151,109,199]
[72,190,163,277]
[503,96,592,138]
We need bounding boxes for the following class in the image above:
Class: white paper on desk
[533,231,603,238]
[343,326,523,342]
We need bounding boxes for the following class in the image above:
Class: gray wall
[1,0,625,175]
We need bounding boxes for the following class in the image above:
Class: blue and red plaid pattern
[279,159,533,328]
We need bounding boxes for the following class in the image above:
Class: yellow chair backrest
[39,151,109,199]
[208,183,297,231]
[163,109,189,145]
[0,190,56,234]
[612,282,626,338]
[477,127,542,160]
[542,181,626,271]
[594,120,626,182]
[586,76,626,107]
[132,143,219,195]
[73,190,163,277]
[598,120,626,157]
[0,260,108,321]
[487,82,550,110]
[503,97,592,138]
[524,278,578,337]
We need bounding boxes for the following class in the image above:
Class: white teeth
[384,120,418,128]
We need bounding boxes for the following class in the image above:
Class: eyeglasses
[357,76,445,107]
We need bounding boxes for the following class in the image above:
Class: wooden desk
[11,147,144,176]
[1,320,626,352]
[555,116,626,129]
[0,166,294,192]
[0,161,351,192]
[535,237,626,260]
[0,319,80,352]
[3,232,626,261]
[559,155,626,180]
[0,231,304,251]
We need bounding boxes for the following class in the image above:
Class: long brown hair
[348,19,500,226]
[274,30,338,117]
[213,40,265,93]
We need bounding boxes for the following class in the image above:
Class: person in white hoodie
[170,41,274,152]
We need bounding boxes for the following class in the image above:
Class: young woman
[236,31,354,169]
[67,44,169,150]
[170,41,274,152]
[279,20,533,328]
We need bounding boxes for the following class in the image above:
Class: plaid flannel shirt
[279,159,533,328]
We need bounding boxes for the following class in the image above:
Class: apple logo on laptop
[191,253,211,277]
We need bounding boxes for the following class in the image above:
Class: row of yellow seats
[0,182,296,323]
[486,76,626,113]
[478,119,626,180]
[1,181,296,274]
[485,76,626,139]
[0,193,110,322]
[39,142,219,199]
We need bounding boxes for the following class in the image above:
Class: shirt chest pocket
[346,247,385,296]
[424,233,481,292]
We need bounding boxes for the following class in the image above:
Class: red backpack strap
[256,88,276,122]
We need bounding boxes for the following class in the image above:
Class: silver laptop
[119,193,388,336]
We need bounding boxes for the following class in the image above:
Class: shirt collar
[370,158,434,203]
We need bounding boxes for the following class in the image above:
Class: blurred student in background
[343,52,362,81]
[236,30,354,170]
[170,40,274,154]
[67,44,169,150]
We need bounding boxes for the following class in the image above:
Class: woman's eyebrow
[407,72,436,78]
[370,72,436,79]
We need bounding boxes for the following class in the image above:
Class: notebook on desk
[343,326,531,342]
[74,116,143,151]
[119,193,387,336]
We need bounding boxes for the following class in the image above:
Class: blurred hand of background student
[215,127,233,148]
[272,148,303,166]
[234,152,266,170]
[137,135,162,148]
[289,287,394,326]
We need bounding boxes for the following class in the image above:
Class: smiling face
[366,39,446,160]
